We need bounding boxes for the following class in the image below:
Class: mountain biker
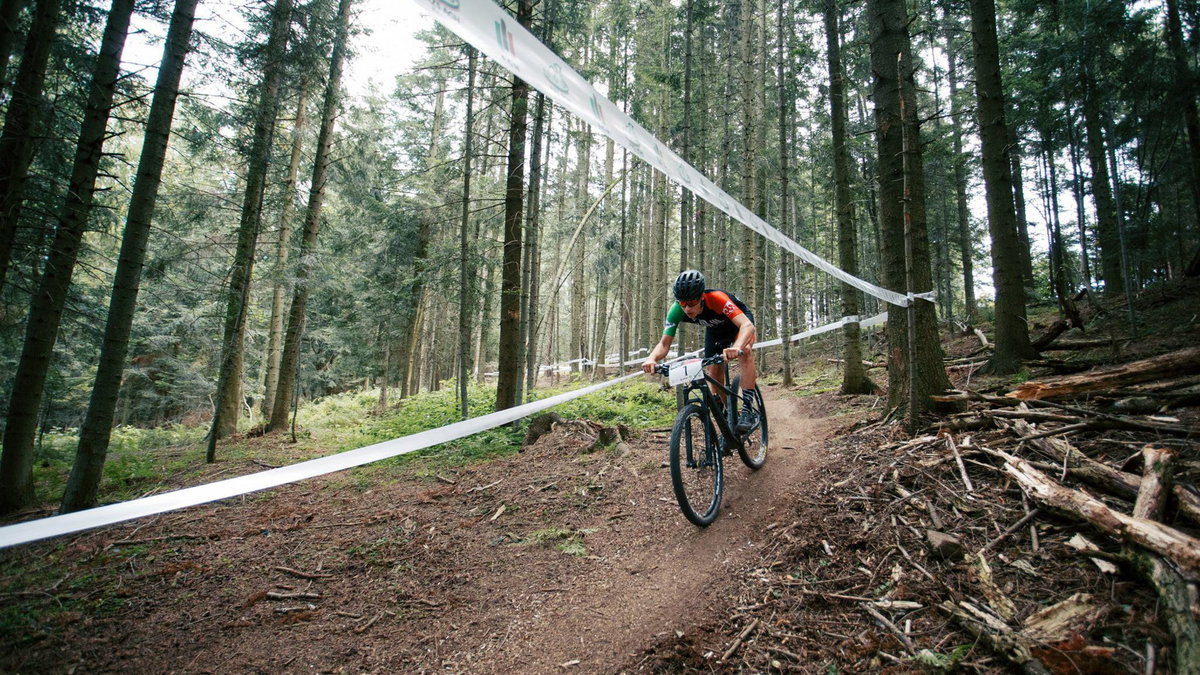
[642,269,758,431]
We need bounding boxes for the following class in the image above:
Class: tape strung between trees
[0,309,873,549]
[412,0,923,309]
[1,0,926,548]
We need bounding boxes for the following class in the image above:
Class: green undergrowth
[24,376,677,509]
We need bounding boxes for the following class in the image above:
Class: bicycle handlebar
[653,353,726,377]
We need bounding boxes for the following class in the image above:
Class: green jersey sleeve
[663,302,685,337]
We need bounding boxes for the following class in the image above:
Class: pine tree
[1,0,136,513]
[206,0,294,459]
[61,0,200,513]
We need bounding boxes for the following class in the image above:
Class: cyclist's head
[672,269,705,302]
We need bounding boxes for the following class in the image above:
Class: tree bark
[1010,346,1200,400]
[995,447,1200,580]
[60,0,199,513]
[571,119,591,374]
[459,46,477,419]
[1167,0,1200,230]
[970,0,1036,375]
[0,0,134,514]
[1133,447,1173,521]
[0,0,61,294]
[1081,75,1125,294]
[778,0,792,387]
[1127,552,1200,673]
[206,0,293,459]
[0,0,26,95]
[825,0,871,395]
[866,0,954,416]
[494,0,532,411]
[268,0,351,431]
[523,92,548,397]
[262,82,310,419]
[946,43,977,322]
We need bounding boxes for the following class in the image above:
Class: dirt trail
[471,386,837,672]
[1,385,840,674]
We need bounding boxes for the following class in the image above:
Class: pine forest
[1,0,1198,510]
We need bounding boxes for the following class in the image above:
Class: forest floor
[1,278,1198,674]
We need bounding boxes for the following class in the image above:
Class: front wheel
[737,386,768,469]
[669,402,723,526]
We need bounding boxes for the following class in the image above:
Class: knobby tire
[738,385,768,469]
[669,402,723,526]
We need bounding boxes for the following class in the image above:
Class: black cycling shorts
[703,310,754,358]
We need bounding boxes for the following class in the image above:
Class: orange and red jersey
[663,289,750,338]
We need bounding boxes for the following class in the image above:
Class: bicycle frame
[677,358,743,452]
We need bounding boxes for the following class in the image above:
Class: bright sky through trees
[124,0,433,101]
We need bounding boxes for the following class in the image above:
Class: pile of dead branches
[638,383,1198,673]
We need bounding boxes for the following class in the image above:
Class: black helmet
[672,269,705,302]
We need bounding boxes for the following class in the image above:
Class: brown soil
[0,386,845,674]
[4,279,1199,674]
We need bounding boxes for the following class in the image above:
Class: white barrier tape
[593,311,888,368]
[749,311,889,349]
[0,372,645,549]
[411,0,913,308]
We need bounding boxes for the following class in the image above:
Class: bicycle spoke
[669,403,722,525]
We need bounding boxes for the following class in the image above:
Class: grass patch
[518,527,595,557]
[17,376,676,514]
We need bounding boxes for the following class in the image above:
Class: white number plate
[668,359,705,386]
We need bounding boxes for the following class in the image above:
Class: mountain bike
[655,354,768,526]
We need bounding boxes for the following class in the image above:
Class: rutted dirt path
[1,384,842,674]
[472,386,838,672]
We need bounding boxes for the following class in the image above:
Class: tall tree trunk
[1081,74,1125,294]
[494,0,532,411]
[262,82,310,418]
[946,39,977,322]
[1068,119,1095,288]
[571,119,591,374]
[523,93,548,397]
[1166,0,1200,274]
[0,0,27,94]
[970,0,1036,374]
[739,0,755,297]
[378,325,390,411]
[866,0,954,417]
[1009,126,1034,288]
[206,0,293,460]
[826,0,871,394]
[402,79,446,399]
[459,46,477,419]
[0,0,134,514]
[60,0,199,513]
[0,0,60,294]
[680,0,695,271]
[778,0,793,387]
[268,0,351,431]
[1042,142,1072,309]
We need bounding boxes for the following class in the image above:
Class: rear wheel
[737,386,768,469]
[669,402,723,526]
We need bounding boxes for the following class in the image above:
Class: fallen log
[1126,553,1200,674]
[1009,346,1200,401]
[962,390,1195,436]
[987,447,1200,580]
[1002,420,1200,526]
[1124,448,1200,673]
[1039,339,1118,351]
[1133,447,1172,521]
[1030,319,1070,351]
